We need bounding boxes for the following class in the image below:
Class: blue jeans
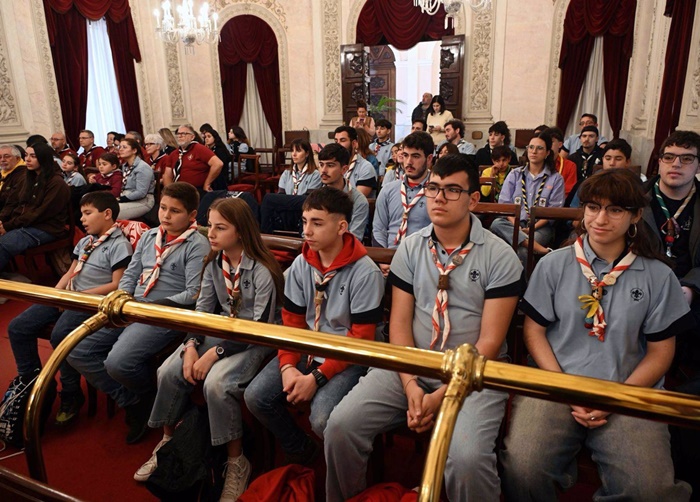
[325,368,507,502]
[149,337,272,446]
[0,227,56,271]
[501,396,691,501]
[8,305,89,394]
[244,356,365,454]
[68,322,184,408]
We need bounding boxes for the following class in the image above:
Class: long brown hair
[576,169,669,264]
[204,198,285,302]
[354,127,374,158]
[288,139,317,173]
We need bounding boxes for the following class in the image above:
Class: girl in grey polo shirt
[503,169,694,501]
[134,198,284,501]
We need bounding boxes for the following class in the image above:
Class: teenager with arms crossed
[325,154,524,502]
[245,187,384,466]
[502,168,694,501]
[135,198,283,500]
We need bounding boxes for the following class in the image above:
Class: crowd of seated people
[1,120,699,502]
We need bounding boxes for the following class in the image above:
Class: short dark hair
[80,130,95,139]
[412,119,427,131]
[302,186,353,224]
[491,145,512,161]
[542,127,564,142]
[80,191,120,220]
[660,130,700,156]
[335,125,357,141]
[318,143,350,166]
[581,113,598,123]
[488,121,512,145]
[99,152,120,166]
[534,124,549,134]
[375,119,393,130]
[580,125,599,137]
[445,119,465,138]
[431,154,480,194]
[603,139,632,159]
[162,182,200,214]
[402,131,434,157]
[26,134,49,148]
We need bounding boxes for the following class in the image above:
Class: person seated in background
[334,126,377,198]
[355,127,379,175]
[349,100,376,137]
[561,113,609,158]
[245,187,384,467]
[369,119,394,178]
[50,132,77,160]
[426,95,453,146]
[0,142,70,273]
[474,121,519,168]
[518,125,549,166]
[60,153,87,187]
[382,143,405,187]
[0,144,26,213]
[480,145,513,202]
[227,126,252,182]
[436,142,459,159]
[325,154,523,502]
[442,119,476,155]
[200,123,231,190]
[259,138,322,234]
[544,127,578,198]
[8,192,132,425]
[164,124,223,194]
[144,134,169,174]
[373,131,433,252]
[77,130,106,170]
[68,182,210,444]
[568,126,604,181]
[88,152,123,199]
[125,131,149,159]
[136,198,283,500]
[117,138,155,220]
[502,169,693,502]
[490,132,565,260]
[411,118,427,134]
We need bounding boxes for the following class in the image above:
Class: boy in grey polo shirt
[8,192,132,425]
[502,169,694,501]
[245,187,384,466]
[68,182,210,443]
[325,154,523,502]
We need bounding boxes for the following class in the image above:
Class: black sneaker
[282,436,321,466]
[55,391,85,426]
[124,392,155,444]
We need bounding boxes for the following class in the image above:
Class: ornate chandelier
[153,0,219,54]
[413,0,492,28]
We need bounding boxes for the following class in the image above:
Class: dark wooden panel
[341,44,369,125]
[440,35,464,118]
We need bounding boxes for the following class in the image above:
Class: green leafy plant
[368,96,406,116]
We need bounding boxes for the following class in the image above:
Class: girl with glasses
[502,168,694,501]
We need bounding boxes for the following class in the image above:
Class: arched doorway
[218,15,282,150]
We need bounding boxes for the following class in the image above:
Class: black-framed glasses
[660,153,699,165]
[424,184,471,201]
[582,202,635,220]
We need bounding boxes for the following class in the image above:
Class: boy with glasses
[325,154,523,502]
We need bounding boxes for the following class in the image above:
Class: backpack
[145,405,226,501]
[0,373,56,448]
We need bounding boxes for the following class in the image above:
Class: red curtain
[356,0,453,51]
[44,0,143,144]
[556,0,637,138]
[647,0,697,175]
[218,16,283,147]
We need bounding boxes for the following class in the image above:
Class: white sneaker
[134,436,171,482]
[220,454,252,502]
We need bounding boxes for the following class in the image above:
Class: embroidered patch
[339,284,346,295]
[630,288,644,302]
[469,269,480,281]
[170,263,177,270]
[243,279,251,289]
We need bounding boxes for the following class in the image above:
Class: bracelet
[403,376,418,392]
[280,365,294,375]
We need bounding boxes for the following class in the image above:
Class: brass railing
[1,279,699,502]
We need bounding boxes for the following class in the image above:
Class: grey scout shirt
[498,166,565,222]
[70,229,133,292]
[369,140,394,177]
[373,176,431,249]
[278,168,322,195]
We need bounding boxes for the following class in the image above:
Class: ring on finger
[589,414,596,421]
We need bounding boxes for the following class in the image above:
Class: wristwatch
[311,368,328,388]
[215,345,226,359]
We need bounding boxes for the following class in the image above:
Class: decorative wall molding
[128,2,153,132]
[646,6,671,136]
[210,3,292,135]
[30,0,62,132]
[322,0,342,115]
[0,13,19,125]
[211,0,288,31]
[165,44,186,121]
[544,0,569,125]
[686,6,700,117]
[466,6,494,118]
[630,1,659,130]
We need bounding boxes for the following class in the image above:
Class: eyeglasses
[424,184,471,201]
[582,202,635,220]
[527,145,546,152]
[144,143,156,147]
[660,153,699,165]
